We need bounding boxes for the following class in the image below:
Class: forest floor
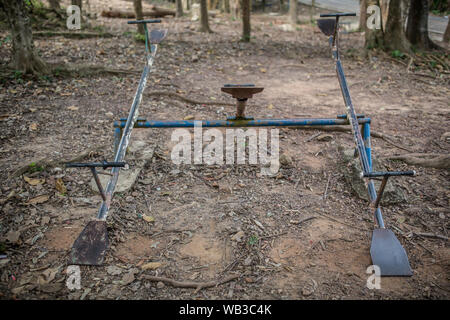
[0,1,449,300]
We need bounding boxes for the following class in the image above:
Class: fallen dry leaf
[55,178,67,194]
[67,105,79,111]
[6,230,21,244]
[24,176,45,186]
[26,194,49,205]
[141,262,162,271]
[142,214,155,223]
[38,268,59,285]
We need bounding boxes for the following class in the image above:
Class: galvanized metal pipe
[333,49,385,228]
[97,41,158,221]
[114,117,371,128]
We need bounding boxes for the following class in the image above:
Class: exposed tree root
[145,91,234,106]
[142,274,239,293]
[50,63,140,77]
[1,63,139,81]
[33,31,114,39]
[10,144,106,178]
[413,232,449,241]
[290,125,413,152]
[382,153,450,169]
[101,6,175,19]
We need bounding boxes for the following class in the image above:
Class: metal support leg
[373,176,389,209]
[114,127,122,155]
[363,122,372,170]
[90,167,106,202]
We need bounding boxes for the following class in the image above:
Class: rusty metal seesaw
[65,19,168,265]
[65,15,418,275]
[318,13,416,276]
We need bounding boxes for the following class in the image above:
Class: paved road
[299,0,448,38]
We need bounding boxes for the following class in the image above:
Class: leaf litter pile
[0,1,449,300]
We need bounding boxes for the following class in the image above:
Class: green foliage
[0,242,5,254]
[133,33,146,43]
[28,162,44,173]
[25,0,46,12]
[248,234,258,246]
[39,75,51,82]
[93,25,105,33]
[13,70,24,83]
[0,36,11,47]
[430,0,449,15]
[391,50,405,59]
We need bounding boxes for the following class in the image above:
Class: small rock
[231,230,245,242]
[279,24,294,32]
[243,256,252,266]
[301,279,317,296]
[6,230,20,244]
[130,281,141,292]
[218,183,232,194]
[317,134,333,142]
[41,216,50,226]
[80,288,91,300]
[191,55,199,63]
[440,132,450,143]
[156,281,165,289]
[279,154,292,166]
[120,271,135,286]
[302,287,314,296]
[106,266,122,276]
[0,259,10,266]
[339,146,406,204]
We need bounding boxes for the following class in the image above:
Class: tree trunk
[365,0,384,49]
[0,0,48,74]
[241,0,250,41]
[406,0,437,49]
[72,0,82,12]
[223,0,230,13]
[133,0,145,34]
[199,0,212,32]
[365,0,411,52]
[359,0,367,31]
[310,0,315,22]
[48,0,60,10]
[444,20,450,43]
[176,0,184,17]
[289,0,297,25]
[383,0,410,51]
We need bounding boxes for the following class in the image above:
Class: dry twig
[142,274,239,294]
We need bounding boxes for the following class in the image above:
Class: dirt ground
[0,1,449,300]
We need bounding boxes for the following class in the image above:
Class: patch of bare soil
[0,1,449,300]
